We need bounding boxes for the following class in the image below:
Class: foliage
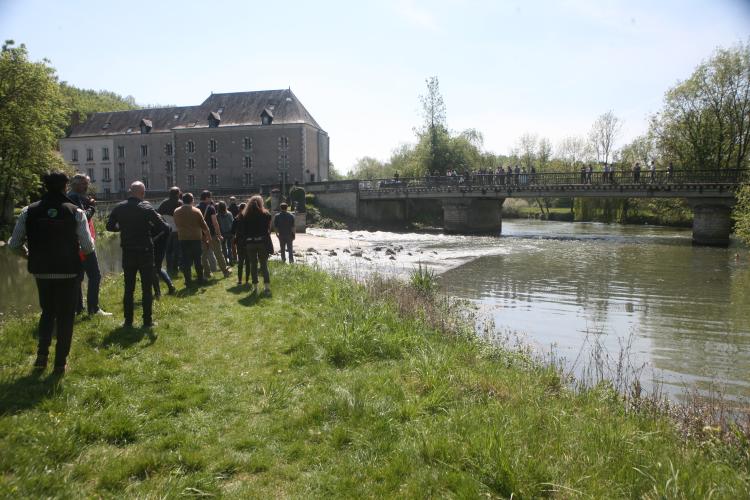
[589,110,622,164]
[59,83,137,136]
[651,41,750,171]
[0,40,70,222]
[409,262,438,296]
[734,184,750,245]
[0,266,748,497]
[326,161,345,180]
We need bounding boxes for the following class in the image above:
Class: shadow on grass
[238,292,260,307]
[101,325,157,348]
[227,283,249,295]
[0,372,64,415]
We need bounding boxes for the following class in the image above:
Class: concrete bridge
[307,169,748,247]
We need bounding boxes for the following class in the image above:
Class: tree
[517,133,537,170]
[651,41,750,171]
[589,110,622,164]
[60,83,138,135]
[419,76,448,174]
[619,134,656,166]
[556,136,589,170]
[734,185,750,245]
[537,137,553,170]
[0,40,69,223]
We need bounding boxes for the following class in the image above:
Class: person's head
[182,192,194,205]
[280,202,288,212]
[129,181,146,199]
[43,171,69,194]
[169,186,181,201]
[217,200,227,214]
[243,195,267,217]
[70,173,90,194]
[229,196,236,204]
[200,190,212,202]
[238,202,246,212]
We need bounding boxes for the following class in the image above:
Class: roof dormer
[208,111,221,128]
[261,108,273,125]
[139,118,153,134]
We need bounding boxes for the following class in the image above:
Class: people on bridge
[633,163,642,183]
[514,165,520,185]
[9,171,95,374]
[650,161,657,183]
[106,181,169,329]
[667,162,674,182]
[580,165,586,184]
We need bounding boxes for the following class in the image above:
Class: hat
[280,202,289,209]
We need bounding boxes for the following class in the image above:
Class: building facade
[60,89,329,196]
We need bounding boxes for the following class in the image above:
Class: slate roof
[67,89,322,138]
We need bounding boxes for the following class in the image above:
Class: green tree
[418,76,449,174]
[0,40,69,223]
[734,185,750,245]
[651,41,750,171]
[60,83,138,135]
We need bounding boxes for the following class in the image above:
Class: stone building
[59,89,329,196]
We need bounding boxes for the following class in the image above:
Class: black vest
[25,193,82,275]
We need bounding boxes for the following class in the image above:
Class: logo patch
[47,208,58,218]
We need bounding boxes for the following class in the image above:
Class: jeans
[246,242,270,284]
[153,236,174,295]
[221,232,234,263]
[165,231,181,274]
[277,236,294,263]
[180,240,203,285]
[77,251,102,314]
[201,235,228,278]
[122,249,154,326]
[236,244,249,283]
[36,278,78,367]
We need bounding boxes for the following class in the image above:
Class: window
[166,175,174,187]
[117,146,125,158]
[86,148,94,161]
[142,176,149,189]
[72,149,79,162]
[118,162,125,176]
[279,136,289,148]
[103,168,111,181]
[262,114,272,125]
[243,172,253,186]
[104,188,111,196]
[87,168,95,181]
[243,155,253,169]
[165,143,173,156]
[278,151,289,171]
[141,144,148,157]
[165,160,173,173]
[187,174,195,186]
[118,178,126,191]
[187,158,195,170]
[243,137,252,150]
[187,140,195,153]
[209,174,218,186]
[210,157,217,169]
[209,139,217,153]
[102,147,110,161]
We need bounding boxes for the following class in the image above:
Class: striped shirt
[8,205,95,279]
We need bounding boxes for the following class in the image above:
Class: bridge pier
[688,198,735,247]
[358,199,409,225]
[443,199,504,234]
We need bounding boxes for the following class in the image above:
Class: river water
[2,220,749,401]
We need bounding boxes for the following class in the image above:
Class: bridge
[307,169,748,247]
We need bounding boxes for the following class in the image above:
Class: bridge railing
[358,169,749,191]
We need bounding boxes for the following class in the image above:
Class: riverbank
[1,264,748,497]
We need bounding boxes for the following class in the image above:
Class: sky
[2,0,749,173]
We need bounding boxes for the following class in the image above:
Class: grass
[1,263,749,498]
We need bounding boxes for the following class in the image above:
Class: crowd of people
[8,171,297,374]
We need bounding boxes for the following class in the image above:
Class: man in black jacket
[107,181,169,328]
[8,171,95,374]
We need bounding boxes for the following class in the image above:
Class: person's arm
[7,207,29,257]
[148,205,170,236]
[77,210,95,255]
[199,212,211,244]
[106,206,120,232]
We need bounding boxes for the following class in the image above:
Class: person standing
[649,160,657,183]
[157,186,183,275]
[227,196,240,217]
[106,181,169,328]
[197,191,230,279]
[232,202,249,285]
[273,202,296,263]
[667,161,674,182]
[241,195,273,296]
[67,173,111,317]
[8,171,95,374]
[216,201,235,264]
[173,192,211,287]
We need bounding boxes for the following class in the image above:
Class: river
[2,220,749,401]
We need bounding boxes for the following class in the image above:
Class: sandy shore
[292,232,370,252]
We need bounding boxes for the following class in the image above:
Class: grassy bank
[1,264,749,498]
